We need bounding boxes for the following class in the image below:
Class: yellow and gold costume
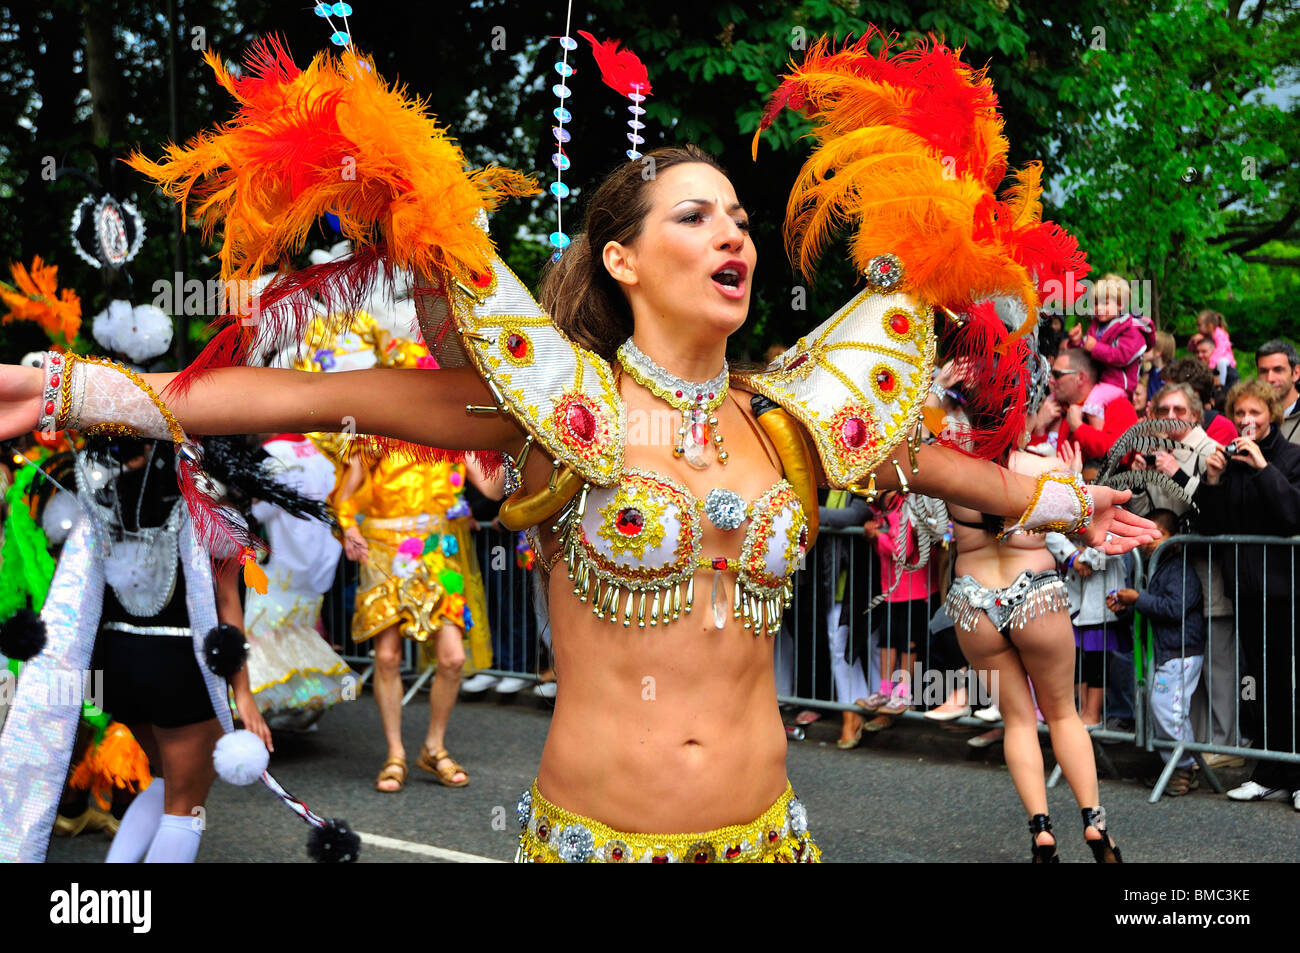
[516,781,820,863]
[297,313,492,669]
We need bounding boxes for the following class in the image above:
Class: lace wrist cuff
[52,352,184,441]
[1001,472,1094,539]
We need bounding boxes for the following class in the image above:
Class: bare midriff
[529,381,791,833]
[950,452,1059,583]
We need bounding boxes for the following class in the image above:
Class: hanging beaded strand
[626,84,646,159]
[616,338,728,469]
[548,3,578,262]
[312,1,354,48]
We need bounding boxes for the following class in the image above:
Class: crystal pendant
[710,570,727,629]
[683,408,711,470]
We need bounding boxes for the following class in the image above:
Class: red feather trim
[938,300,1032,461]
[577,30,652,97]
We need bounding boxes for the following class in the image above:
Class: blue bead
[554,62,573,77]
[553,107,572,123]
[331,1,352,14]
[551,153,570,171]
[324,211,341,233]
[329,30,349,45]
[558,36,578,50]
[626,133,645,145]
[550,181,570,199]
[314,2,331,16]
[549,232,571,249]
[626,149,642,160]
[551,250,564,263]
[551,84,570,99]
[553,127,571,143]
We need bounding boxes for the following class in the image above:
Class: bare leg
[1011,610,1103,838]
[422,622,466,784]
[371,625,406,791]
[153,718,224,817]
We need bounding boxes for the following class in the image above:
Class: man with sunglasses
[1047,348,1138,459]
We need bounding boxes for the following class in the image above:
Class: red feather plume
[577,30,652,97]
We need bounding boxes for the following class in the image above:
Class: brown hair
[1197,309,1227,332]
[1164,357,1213,405]
[538,145,727,361]
[1225,378,1282,424]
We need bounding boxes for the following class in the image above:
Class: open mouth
[712,267,741,288]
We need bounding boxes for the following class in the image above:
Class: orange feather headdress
[125,36,538,391]
[755,29,1089,459]
[0,256,82,346]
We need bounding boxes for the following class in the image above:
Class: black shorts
[91,629,216,729]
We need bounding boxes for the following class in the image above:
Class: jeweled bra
[418,252,936,635]
[552,469,807,635]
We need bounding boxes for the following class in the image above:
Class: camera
[1224,441,1238,455]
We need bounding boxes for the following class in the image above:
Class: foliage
[1054,0,1300,331]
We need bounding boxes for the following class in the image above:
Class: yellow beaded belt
[515,780,820,863]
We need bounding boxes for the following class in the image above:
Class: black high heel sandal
[1081,807,1123,863]
[1028,814,1058,863]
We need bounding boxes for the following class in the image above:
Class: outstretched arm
[0,362,525,453]
[867,441,1151,554]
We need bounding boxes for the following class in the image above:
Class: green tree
[1055,0,1300,334]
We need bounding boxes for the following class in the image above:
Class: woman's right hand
[0,364,44,438]
[342,525,369,563]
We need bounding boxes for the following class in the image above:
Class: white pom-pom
[41,491,81,546]
[213,729,269,785]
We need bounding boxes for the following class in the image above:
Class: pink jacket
[874,500,938,602]
[1070,314,1150,395]
[1208,326,1236,368]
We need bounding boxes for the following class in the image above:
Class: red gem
[537,824,549,840]
[49,354,61,364]
[840,417,867,449]
[889,313,910,335]
[694,852,709,863]
[708,392,715,400]
[675,390,683,398]
[712,557,728,571]
[876,369,896,391]
[652,855,668,864]
[49,374,60,387]
[44,401,54,415]
[725,845,741,859]
[786,354,808,371]
[798,527,808,550]
[505,333,528,359]
[768,830,779,844]
[564,402,596,443]
[615,508,643,536]
[880,262,892,273]
[611,847,623,860]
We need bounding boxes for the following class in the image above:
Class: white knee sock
[143,813,202,863]
[104,779,165,864]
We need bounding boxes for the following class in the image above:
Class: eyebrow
[675,198,748,214]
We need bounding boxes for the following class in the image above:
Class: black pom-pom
[203,623,248,679]
[0,608,47,662]
[307,818,361,863]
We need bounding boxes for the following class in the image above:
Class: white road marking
[357,830,506,863]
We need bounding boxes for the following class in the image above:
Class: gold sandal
[418,746,469,787]
[375,756,407,793]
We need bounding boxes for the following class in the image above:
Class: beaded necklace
[616,337,729,468]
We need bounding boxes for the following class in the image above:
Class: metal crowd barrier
[319,521,1300,805]
[1140,534,1298,800]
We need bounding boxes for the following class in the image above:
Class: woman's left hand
[236,694,274,753]
[1229,437,1267,470]
[1083,485,1155,554]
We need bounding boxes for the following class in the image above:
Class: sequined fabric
[515,780,820,863]
[944,569,1070,635]
[0,516,104,862]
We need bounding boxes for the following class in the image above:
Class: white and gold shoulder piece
[431,253,626,486]
[737,273,936,488]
